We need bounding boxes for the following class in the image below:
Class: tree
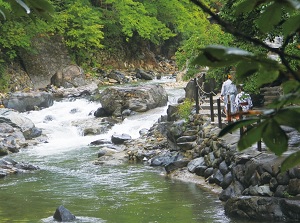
[190,0,300,171]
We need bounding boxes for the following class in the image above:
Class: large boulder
[3,91,53,112]
[0,108,42,140]
[19,35,71,90]
[51,65,86,88]
[98,84,168,116]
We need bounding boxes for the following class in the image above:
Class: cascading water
[0,79,251,223]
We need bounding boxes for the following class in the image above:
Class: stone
[53,205,76,222]
[4,91,53,112]
[99,84,168,116]
[187,157,205,173]
[287,179,300,196]
[51,65,85,88]
[111,133,132,144]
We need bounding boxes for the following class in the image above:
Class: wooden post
[227,95,231,123]
[210,93,214,122]
[257,117,262,151]
[217,98,222,128]
[239,107,243,135]
[195,78,199,114]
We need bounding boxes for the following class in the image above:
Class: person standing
[235,84,253,114]
[220,74,237,120]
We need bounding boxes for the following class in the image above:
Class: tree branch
[189,0,300,81]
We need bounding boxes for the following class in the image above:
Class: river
[0,79,255,223]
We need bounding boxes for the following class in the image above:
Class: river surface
[0,79,263,223]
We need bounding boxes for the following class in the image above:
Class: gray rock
[53,205,76,222]
[187,157,205,173]
[99,84,168,116]
[4,91,53,112]
[111,133,132,144]
[51,65,85,88]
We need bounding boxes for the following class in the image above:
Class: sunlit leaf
[15,0,31,14]
[256,2,283,33]
[0,9,6,19]
[281,151,300,172]
[192,45,254,67]
[285,0,300,9]
[237,120,267,150]
[262,119,288,155]
[218,118,259,137]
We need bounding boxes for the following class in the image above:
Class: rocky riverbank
[1,76,300,222]
[93,97,300,222]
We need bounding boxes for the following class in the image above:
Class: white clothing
[235,91,253,112]
[221,79,237,113]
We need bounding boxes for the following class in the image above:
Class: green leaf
[274,107,300,131]
[285,0,300,9]
[234,0,258,15]
[262,119,288,155]
[282,14,300,37]
[282,80,300,94]
[256,69,280,87]
[237,120,267,151]
[218,118,259,137]
[269,93,300,108]
[236,61,259,79]
[256,2,283,33]
[0,9,6,19]
[192,45,254,68]
[15,0,31,14]
[281,151,300,172]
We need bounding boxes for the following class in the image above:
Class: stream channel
[0,78,256,223]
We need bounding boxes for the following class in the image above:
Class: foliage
[178,98,194,121]
[0,65,9,92]
[50,0,104,68]
[190,0,300,171]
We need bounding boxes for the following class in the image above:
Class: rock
[165,160,189,174]
[136,68,154,80]
[111,133,132,144]
[107,70,129,84]
[19,35,71,90]
[4,91,53,112]
[187,157,206,173]
[52,83,99,98]
[0,157,39,176]
[53,205,76,222]
[288,179,300,196]
[0,108,41,140]
[51,65,85,88]
[94,107,110,117]
[99,84,168,116]
[224,196,298,221]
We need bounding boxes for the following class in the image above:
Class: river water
[0,79,254,223]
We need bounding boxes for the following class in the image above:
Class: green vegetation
[178,98,194,121]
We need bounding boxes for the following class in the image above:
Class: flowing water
[0,80,257,223]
